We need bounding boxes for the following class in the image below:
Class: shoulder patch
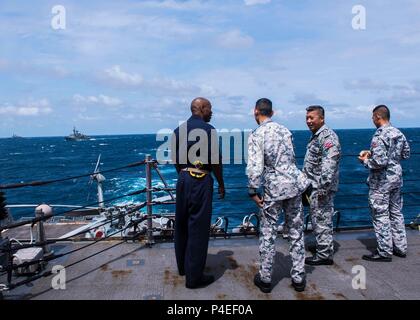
[324,141,334,149]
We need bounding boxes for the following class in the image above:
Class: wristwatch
[248,187,258,197]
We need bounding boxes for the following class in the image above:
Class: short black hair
[306,105,325,118]
[373,105,390,120]
[255,98,273,116]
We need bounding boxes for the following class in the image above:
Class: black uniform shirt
[173,115,220,172]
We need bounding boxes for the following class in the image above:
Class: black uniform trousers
[175,171,213,287]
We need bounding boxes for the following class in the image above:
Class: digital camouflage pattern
[303,125,341,259]
[369,188,407,257]
[246,119,309,203]
[259,196,305,284]
[247,118,308,284]
[364,124,410,256]
[308,190,336,259]
[364,124,410,192]
[303,125,341,193]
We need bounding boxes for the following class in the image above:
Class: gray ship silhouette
[65,127,91,141]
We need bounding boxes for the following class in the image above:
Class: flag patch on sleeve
[324,141,334,149]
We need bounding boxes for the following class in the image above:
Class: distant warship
[65,127,91,141]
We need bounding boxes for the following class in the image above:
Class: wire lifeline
[0,187,149,232]
[3,242,124,290]
[0,160,149,190]
[5,227,145,291]
[0,206,147,253]
[0,216,171,281]
[3,154,416,191]
[2,205,171,270]
[2,216,148,277]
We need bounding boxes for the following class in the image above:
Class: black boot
[362,251,392,262]
[291,278,306,292]
[186,274,215,289]
[254,273,272,293]
[305,255,334,266]
[393,249,407,258]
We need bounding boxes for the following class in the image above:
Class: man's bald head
[190,97,213,122]
[191,97,210,112]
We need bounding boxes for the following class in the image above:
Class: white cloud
[73,11,203,47]
[121,114,136,120]
[73,94,123,107]
[217,30,254,49]
[386,82,420,105]
[325,105,376,120]
[344,79,390,93]
[101,65,217,96]
[244,0,271,6]
[0,99,53,116]
[400,31,420,45]
[104,65,144,86]
[344,79,420,106]
[77,114,103,121]
[289,93,330,106]
[0,60,71,78]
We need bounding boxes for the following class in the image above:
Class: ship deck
[1,228,419,300]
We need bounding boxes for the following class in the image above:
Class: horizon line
[2,126,420,139]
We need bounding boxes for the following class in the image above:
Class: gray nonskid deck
[1,230,419,300]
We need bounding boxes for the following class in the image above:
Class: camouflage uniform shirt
[246,119,309,201]
[364,124,410,191]
[303,125,341,193]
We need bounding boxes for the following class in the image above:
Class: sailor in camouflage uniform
[303,106,341,265]
[359,105,410,261]
[246,98,310,293]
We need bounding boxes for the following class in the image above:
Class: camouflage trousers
[259,195,305,284]
[369,188,407,257]
[309,190,335,259]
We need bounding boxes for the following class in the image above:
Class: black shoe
[306,245,317,254]
[179,271,185,276]
[254,273,272,293]
[393,249,407,258]
[362,251,392,262]
[292,278,306,292]
[186,275,214,289]
[305,256,334,266]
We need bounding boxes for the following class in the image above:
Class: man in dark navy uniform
[172,97,225,289]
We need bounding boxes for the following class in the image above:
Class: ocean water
[0,128,419,229]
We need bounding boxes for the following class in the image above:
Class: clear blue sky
[1,0,419,137]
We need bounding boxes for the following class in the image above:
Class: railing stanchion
[146,155,154,246]
[35,205,54,258]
